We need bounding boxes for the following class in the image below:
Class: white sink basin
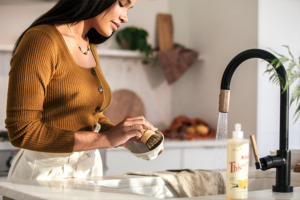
[76,169,300,199]
[23,169,300,199]
[101,169,300,198]
[35,175,176,199]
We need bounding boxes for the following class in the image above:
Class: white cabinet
[103,140,226,176]
[103,148,182,176]
[182,148,226,170]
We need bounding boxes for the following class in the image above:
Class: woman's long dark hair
[13,0,117,54]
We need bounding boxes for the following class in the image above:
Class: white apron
[8,149,103,181]
[8,124,103,182]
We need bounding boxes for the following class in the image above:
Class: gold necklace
[67,24,91,55]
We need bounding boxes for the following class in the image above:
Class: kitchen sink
[15,168,300,199]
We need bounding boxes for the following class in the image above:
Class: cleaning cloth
[125,169,225,197]
[157,44,199,84]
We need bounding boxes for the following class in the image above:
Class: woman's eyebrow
[127,0,134,8]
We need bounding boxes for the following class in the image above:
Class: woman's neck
[68,21,90,40]
[55,21,90,40]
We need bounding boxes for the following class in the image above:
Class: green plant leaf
[138,39,147,51]
[294,101,300,122]
[122,30,133,41]
[283,45,296,63]
[269,48,286,59]
[265,46,300,122]
[115,26,153,64]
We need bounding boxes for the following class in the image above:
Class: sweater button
[98,87,103,93]
[95,106,101,112]
[91,69,96,75]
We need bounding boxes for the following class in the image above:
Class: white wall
[0,1,56,45]
[171,0,258,141]
[257,0,300,156]
[0,52,11,131]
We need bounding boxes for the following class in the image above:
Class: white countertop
[1,170,300,200]
[0,175,170,200]
[0,139,223,152]
[186,188,300,200]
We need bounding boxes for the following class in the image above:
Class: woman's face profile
[91,0,136,37]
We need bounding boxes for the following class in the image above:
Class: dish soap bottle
[226,123,249,200]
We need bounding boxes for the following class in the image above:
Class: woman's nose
[120,10,128,23]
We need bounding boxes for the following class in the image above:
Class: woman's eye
[118,0,124,7]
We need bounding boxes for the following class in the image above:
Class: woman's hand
[103,116,157,148]
[158,142,164,155]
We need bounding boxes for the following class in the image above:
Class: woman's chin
[102,30,114,38]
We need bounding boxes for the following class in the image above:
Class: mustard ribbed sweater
[5,25,114,153]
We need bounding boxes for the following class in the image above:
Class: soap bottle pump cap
[233,123,244,139]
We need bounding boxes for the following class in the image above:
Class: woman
[5,0,157,181]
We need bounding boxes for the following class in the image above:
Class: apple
[186,126,196,135]
[195,124,209,136]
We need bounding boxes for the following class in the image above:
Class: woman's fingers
[108,116,158,148]
[128,126,144,140]
[158,142,164,155]
[124,116,157,131]
[125,124,144,136]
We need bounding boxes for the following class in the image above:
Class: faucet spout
[219,49,293,193]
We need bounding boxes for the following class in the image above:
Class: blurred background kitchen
[0,0,300,178]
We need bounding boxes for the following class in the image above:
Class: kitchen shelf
[0,44,14,52]
[0,45,143,57]
[98,48,203,60]
[97,49,144,59]
[0,45,203,60]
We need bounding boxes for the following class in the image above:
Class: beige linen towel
[125,169,225,197]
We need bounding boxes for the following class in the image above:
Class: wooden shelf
[0,44,14,52]
[98,48,203,60]
[0,45,203,60]
[97,49,144,58]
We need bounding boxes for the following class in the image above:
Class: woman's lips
[112,21,120,31]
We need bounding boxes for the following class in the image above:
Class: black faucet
[219,49,293,193]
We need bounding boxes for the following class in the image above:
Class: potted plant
[265,45,300,121]
[115,26,153,64]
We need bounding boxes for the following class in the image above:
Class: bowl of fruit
[162,115,216,140]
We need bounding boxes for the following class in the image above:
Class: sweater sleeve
[98,112,115,132]
[5,29,75,153]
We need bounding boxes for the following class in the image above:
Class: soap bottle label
[226,142,249,200]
